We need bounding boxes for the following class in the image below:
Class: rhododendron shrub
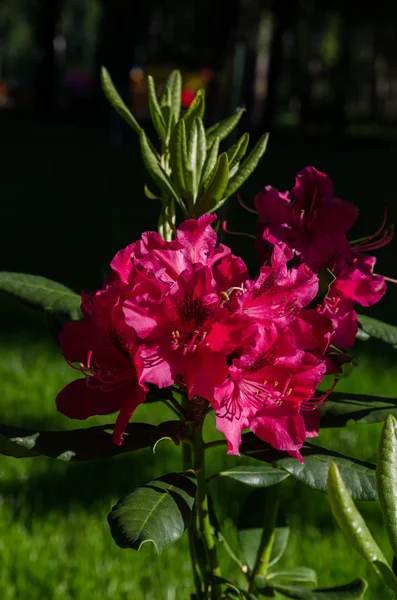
[1,69,396,600]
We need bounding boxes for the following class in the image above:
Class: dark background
[1,0,397,320]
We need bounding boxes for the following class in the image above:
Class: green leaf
[170,119,193,197]
[238,489,289,571]
[199,136,220,192]
[159,70,182,122]
[195,117,207,179]
[196,152,229,215]
[241,435,377,501]
[217,465,289,487]
[144,184,162,200]
[0,272,82,319]
[377,415,397,557]
[206,108,245,147]
[209,575,258,599]
[319,392,397,428]
[328,462,397,592]
[266,567,317,585]
[101,66,140,134]
[0,421,185,461]
[139,130,186,215]
[108,472,196,554]
[357,314,397,346]
[225,133,269,198]
[227,132,250,170]
[183,89,205,131]
[147,75,166,140]
[270,579,367,599]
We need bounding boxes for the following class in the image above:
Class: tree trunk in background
[260,0,298,132]
[35,0,62,116]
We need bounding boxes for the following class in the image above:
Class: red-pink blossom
[210,327,327,460]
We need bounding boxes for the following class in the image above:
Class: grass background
[1,119,397,598]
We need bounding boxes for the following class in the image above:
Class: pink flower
[255,167,358,261]
[56,285,146,446]
[125,263,258,398]
[235,243,318,328]
[211,327,327,460]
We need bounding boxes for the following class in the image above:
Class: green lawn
[0,300,396,599]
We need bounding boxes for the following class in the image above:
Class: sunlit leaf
[328,462,397,592]
[101,66,140,134]
[225,132,269,198]
[319,392,397,427]
[159,70,182,122]
[147,75,166,140]
[357,314,397,347]
[206,108,245,147]
[377,415,397,557]
[227,132,250,170]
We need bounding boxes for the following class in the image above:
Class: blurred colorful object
[129,65,214,117]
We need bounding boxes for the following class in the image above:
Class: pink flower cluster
[56,167,389,461]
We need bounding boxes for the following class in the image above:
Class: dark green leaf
[270,579,367,599]
[357,314,397,346]
[319,392,397,428]
[225,133,269,198]
[196,152,229,215]
[159,70,182,122]
[183,89,205,131]
[328,463,397,592]
[170,119,190,196]
[217,465,289,487]
[241,435,377,501]
[377,415,397,557]
[147,75,166,140]
[266,567,317,585]
[0,272,81,319]
[315,269,336,304]
[227,132,250,170]
[108,472,196,553]
[238,489,289,571]
[206,109,245,147]
[101,67,140,134]
[0,421,185,461]
[210,575,258,599]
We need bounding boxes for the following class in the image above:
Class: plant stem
[182,440,204,598]
[192,426,222,600]
[247,484,281,592]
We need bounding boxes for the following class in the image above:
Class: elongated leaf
[196,152,229,215]
[377,415,397,557]
[227,132,250,170]
[187,118,198,196]
[170,119,190,195]
[357,314,397,346]
[328,463,397,592]
[206,109,245,147]
[225,133,269,198]
[241,435,377,501]
[195,117,207,181]
[319,392,397,428]
[159,70,182,122]
[0,272,81,319]
[0,421,185,461]
[217,465,289,487]
[266,567,317,585]
[183,89,205,131]
[270,579,367,599]
[147,75,166,139]
[101,67,140,134]
[238,489,289,571]
[200,137,220,192]
[139,130,186,214]
[108,472,196,553]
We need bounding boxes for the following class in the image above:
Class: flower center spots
[245,349,277,374]
[251,269,283,300]
[292,185,318,232]
[108,328,131,361]
[176,293,212,328]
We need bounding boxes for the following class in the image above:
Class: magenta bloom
[56,285,146,446]
[211,327,327,460]
[254,167,390,348]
